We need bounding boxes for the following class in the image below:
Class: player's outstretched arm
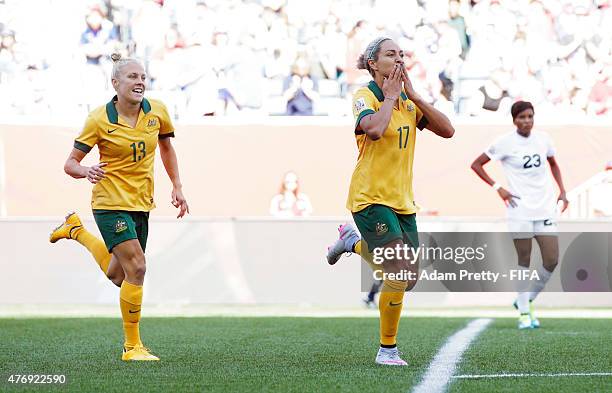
[401,68,454,138]
[158,138,189,218]
[64,148,107,184]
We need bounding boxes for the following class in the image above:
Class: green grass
[0,317,466,393]
[0,317,610,392]
[451,318,612,393]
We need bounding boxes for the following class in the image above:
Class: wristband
[492,183,501,191]
[384,96,398,102]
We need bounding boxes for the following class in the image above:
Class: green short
[352,204,418,253]
[93,210,149,252]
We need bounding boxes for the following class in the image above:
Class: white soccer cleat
[514,299,540,328]
[326,223,360,265]
[518,314,533,330]
[375,347,408,366]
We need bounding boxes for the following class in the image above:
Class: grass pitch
[0,317,610,392]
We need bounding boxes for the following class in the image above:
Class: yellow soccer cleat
[121,345,160,361]
[49,212,83,243]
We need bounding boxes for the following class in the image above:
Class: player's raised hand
[171,186,190,218]
[382,63,402,101]
[558,191,569,212]
[85,162,107,184]
[497,187,521,208]
[401,66,419,101]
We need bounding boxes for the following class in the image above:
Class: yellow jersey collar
[105,96,152,124]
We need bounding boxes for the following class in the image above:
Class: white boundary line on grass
[411,318,493,393]
[453,372,612,379]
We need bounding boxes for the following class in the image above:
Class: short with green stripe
[352,204,418,253]
[93,210,150,252]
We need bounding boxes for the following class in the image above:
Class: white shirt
[485,130,557,220]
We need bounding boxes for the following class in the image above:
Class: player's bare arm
[358,64,403,140]
[471,153,520,208]
[401,67,454,138]
[64,148,107,184]
[158,137,189,218]
[547,156,569,212]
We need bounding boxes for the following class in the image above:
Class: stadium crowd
[0,0,610,120]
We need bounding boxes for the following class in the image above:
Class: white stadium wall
[1,217,610,308]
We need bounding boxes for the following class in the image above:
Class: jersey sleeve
[158,101,175,139]
[544,133,556,157]
[74,114,99,153]
[352,90,376,131]
[415,104,428,130]
[485,137,505,161]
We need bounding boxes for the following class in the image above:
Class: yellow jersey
[74,96,175,212]
[346,81,428,214]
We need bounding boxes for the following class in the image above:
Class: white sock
[516,266,531,314]
[529,265,554,302]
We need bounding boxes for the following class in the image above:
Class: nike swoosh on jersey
[107,128,118,134]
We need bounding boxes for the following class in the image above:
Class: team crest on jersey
[407,103,414,112]
[147,118,157,127]
[115,220,128,234]
[354,97,366,113]
[376,222,388,236]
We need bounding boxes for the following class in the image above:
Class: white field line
[453,372,612,379]
[411,318,493,393]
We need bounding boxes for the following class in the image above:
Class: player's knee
[543,260,557,272]
[125,253,146,281]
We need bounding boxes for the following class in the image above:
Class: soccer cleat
[518,314,533,330]
[326,223,360,265]
[121,345,159,361]
[49,212,83,243]
[513,299,540,328]
[530,302,540,328]
[375,346,408,366]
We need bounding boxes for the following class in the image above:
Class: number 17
[397,126,410,149]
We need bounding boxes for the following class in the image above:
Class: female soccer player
[328,37,454,366]
[470,101,568,329]
[50,53,189,360]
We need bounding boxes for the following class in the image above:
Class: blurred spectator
[587,65,612,116]
[269,171,313,217]
[447,0,470,59]
[282,56,319,116]
[79,5,121,94]
[0,0,611,119]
